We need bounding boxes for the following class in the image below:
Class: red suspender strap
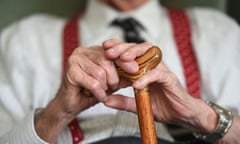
[63,14,84,144]
[63,15,80,71]
[68,118,84,143]
[167,8,201,99]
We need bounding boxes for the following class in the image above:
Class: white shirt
[0,0,240,143]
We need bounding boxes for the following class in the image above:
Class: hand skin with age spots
[35,45,121,143]
[103,39,219,135]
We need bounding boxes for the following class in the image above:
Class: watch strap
[194,101,233,143]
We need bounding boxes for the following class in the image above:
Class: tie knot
[111,17,144,31]
[111,17,145,43]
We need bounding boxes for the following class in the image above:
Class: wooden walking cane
[116,46,162,144]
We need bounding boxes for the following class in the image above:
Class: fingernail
[103,39,114,48]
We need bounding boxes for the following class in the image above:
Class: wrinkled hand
[35,45,126,143]
[103,39,217,133]
[57,45,121,118]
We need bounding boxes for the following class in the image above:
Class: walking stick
[116,46,162,144]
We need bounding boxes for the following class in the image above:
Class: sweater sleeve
[0,14,69,143]
[0,110,48,144]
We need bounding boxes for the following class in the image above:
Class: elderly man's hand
[35,45,121,143]
[103,39,218,135]
[57,45,119,115]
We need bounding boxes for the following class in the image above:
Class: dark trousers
[91,136,174,144]
[91,136,210,144]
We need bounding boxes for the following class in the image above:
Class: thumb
[104,94,137,113]
[102,39,121,49]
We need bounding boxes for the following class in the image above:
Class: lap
[91,136,174,144]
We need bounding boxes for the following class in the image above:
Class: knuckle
[109,76,119,85]
[67,55,78,65]
[95,67,106,78]
[66,67,81,85]
[91,81,102,92]
[115,43,125,49]
[89,86,104,97]
[100,57,113,67]
[166,72,179,85]
[169,73,178,81]
[73,47,84,54]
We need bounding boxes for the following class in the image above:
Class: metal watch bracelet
[193,100,233,143]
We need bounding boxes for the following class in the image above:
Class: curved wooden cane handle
[116,46,162,144]
[116,46,162,82]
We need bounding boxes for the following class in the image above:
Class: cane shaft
[117,46,161,144]
[135,89,157,144]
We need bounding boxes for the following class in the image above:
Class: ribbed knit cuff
[6,109,48,144]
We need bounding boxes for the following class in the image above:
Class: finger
[78,56,108,90]
[67,66,108,102]
[82,76,108,102]
[107,78,132,95]
[98,56,119,90]
[119,42,153,61]
[67,48,107,89]
[104,94,137,113]
[102,39,122,49]
[113,42,153,73]
[105,42,137,59]
[115,59,139,74]
[133,63,170,89]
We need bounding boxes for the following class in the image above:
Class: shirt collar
[83,0,163,38]
[130,0,162,38]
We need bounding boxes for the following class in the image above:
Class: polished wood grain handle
[117,46,162,82]
[117,46,162,144]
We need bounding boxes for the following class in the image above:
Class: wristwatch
[194,100,233,143]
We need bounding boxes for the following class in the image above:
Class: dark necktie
[111,17,145,43]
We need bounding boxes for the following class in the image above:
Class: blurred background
[0,0,239,31]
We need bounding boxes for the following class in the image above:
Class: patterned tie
[111,17,145,43]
